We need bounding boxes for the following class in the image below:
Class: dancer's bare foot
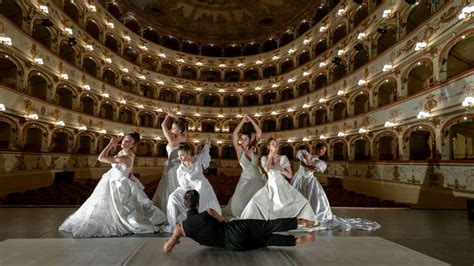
[295,233,316,245]
[297,219,316,228]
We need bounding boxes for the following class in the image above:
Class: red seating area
[1,175,408,208]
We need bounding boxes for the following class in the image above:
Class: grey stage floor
[0,208,473,265]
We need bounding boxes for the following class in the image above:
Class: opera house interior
[0,0,473,264]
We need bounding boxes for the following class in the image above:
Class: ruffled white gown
[166,144,221,229]
[152,144,180,213]
[292,150,380,231]
[59,152,167,238]
[240,155,315,221]
[222,151,266,218]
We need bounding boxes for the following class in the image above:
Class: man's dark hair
[178,142,192,154]
[184,190,200,210]
[173,118,188,133]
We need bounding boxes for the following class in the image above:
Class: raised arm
[98,137,132,167]
[161,115,173,143]
[232,117,247,156]
[195,142,211,169]
[207,208,225,222]
[246,115,262,149]
[163,224,185,252]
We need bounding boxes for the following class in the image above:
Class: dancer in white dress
[59,133,167,237]
[152,107,188,212]
[222,114,266,218]
[240,138,316,226]
[166,142,221,230]
[292,144,380,231]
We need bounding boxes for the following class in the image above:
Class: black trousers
[224,218,297,251]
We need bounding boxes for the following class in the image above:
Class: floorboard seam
[122,239,148,265]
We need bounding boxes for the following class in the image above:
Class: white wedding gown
[240,155,315,221]
[222,151,266,218]
[292,150,380,231]
[152,144,180,212]
[59,152,167,237]
[166,144,221,229]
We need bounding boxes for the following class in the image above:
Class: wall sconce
[337,131,345,137]
[82,84,91,90]
[319,98,326,103]
[59,73,68,80]
[28,113,39,120]
[0,36,13,46]
[78,125,87,131]
[88,5,97,12]
[358,128,368,134]
[383,64,393,72]
[319,61,327,68]
[319,26,327,32]
[458,5,474,20]
[85,44,94,51]
[99,129,107,134]
[357,32,366,40]
[320,135,327,140]
[462,96,474,109]
[34,57,44,65]
[384,121,396,127]
[382,9,393,18]
[337,90,345,96]
[358,79,366,86]
[106,22,114,29]
[416,111,430,120]
[39,5,49,14]
[415,42,428,51]
[55,120,65,127]
[0,103,6,111]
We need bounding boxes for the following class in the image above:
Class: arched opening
[222,145,237,159]
[82,57,98,77]
[78,135,92,154]
[142,56,157,71]
[209,145,219,159]
[297,82,310,96]
[353,94,369,115]
[352,5,368,28]
[332,64,347,82]
[159,89,176,102]
[280,32,295,47]
[446,36,474,79]
[227,121,238,133]
[224,70,240,82]
[161,36,180,50]
[297,113,309,128]
[450,121,474,159]
[56,87,73,109]
[280,60,294,73]
[262,38,278,52]
[124,18,140,34]
[281,88,294,101]
[377,135,397,160]
[138,112,154,127]
[121,76,136,92]
[119,108,135,124]
[332,25,347,44]
[182,67,197,80]
[280,116,293,130]
[409,130,432,160]
[100,103,114,120]
[103,68,117,86]
[160,62,178,76]
[243,43,260,55]
[85,19,101,40]
[157,143,168,157]
[224,95,239,107]
[59,43,76,65]
[313,108,327,125]
[139,84,155,98]
[313,4,330,24]
[298,51,310,66]
[333,142,347,160]
[142,28,160,44]
[32,22,52,49]
[353,49,369,71]
[263,92,277,104]
[298,21,311,35]
[333,102,347,121]
[202,94,219,107]
[280,145,294,160]
[314,40,327,55]
[123,46,138,62]
[80,96,95,115]
[28,74,49,100]
[200,69,221,82]
[201,120,216,132]
[52,131,69,153]
[0,122,13,149]
[313,74,327,90]
[0,0,23,28]
[63,1,79,22]
[243,69,259,81]
[243,94,258,106]
[377,80,397,107]
[179,92,195,105]
[137,142,153,156]
[406,62,433,96]
[353,139,370,160]
[0,58,19,88]
[97,136,111,153]
[405,0,432,36]
[224,45,241,57]
[262,119,276,132]
[376,28,397,55]
[201,44,222,57]
[24,127,43,152]
[263,65,277,78]
[105,35,119,53]
[182,41,200,55]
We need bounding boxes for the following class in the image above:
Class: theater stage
[0,208,472,265]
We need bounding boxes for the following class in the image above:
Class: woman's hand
[108,136,122,147]
[163,106,178,118]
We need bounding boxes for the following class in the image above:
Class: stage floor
[0,208,472,265]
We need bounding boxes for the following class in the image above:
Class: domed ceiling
[120,0,321,42]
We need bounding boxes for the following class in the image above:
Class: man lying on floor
[164,190,315,252]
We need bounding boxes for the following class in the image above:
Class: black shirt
[182,209,225,248]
